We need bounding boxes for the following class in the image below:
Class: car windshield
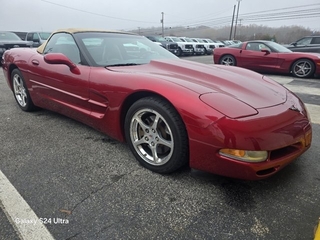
[154,36,167,41]
[268,41,292,53]
[76,32,178,67]
[170,37,183,42]
[184,38,193,42]
[39,32,51,40]
[0,32,21,41]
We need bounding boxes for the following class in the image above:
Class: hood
[0,40,32,48]
[108,59,287,109]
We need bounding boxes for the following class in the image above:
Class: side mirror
[261,49,270,55]
[44,53,80,74]
[290,42,297,46]
[33,38,40,43]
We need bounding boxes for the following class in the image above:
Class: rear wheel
[219,55,236,66]
[291,59,315,78]
[124,97,188,173]
[11,69,37,111]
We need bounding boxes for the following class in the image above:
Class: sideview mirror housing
[44,53,80,74]
[261,49,271,55]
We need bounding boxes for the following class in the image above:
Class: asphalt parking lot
[1,56,320,240]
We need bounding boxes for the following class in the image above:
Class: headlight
[219,149,268,162]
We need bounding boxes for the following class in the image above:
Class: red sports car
[1,29,312,180]
[213,40,320,78]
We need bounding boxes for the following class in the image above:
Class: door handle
[32,60,39,65]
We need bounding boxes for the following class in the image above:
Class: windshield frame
[74,32,178,67]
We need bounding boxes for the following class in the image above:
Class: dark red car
[1,30,312,180]
[213,40,320,78]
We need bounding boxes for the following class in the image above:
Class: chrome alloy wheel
[129,108,174,166]
[220,55,236,66]
[292,60,314,78]
[13,73,27,107]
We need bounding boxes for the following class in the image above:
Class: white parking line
[305,103,320,125]
[268,76,320,125]
[283,85,320,125]
[0,170,55,240]
[284,85,320,96]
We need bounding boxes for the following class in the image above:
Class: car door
[240,42,279,72]
[27,32,92,121]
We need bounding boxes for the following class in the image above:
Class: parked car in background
[0,31,32,60]
[25,32,51,47]
[190,38,213,55]
[213,40,320,78]
[221,40,237,46]
[2,29,312,180]
[179,37,205,55]
[164,36,194,56]
[145,35,179,55]
[202,38,225,48]
[284,36,320,53]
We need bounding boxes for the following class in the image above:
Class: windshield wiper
[105,63,142,67]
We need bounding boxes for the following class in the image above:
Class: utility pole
[229,5,236,40]
[233,0,242,40]
[238,19,243,37]
[161,12,164,37]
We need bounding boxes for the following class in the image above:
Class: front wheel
[124,97,188,173]
[291,59,315,78]
[219,55,236,66]
[176,48,182,57]
[11,69,37,111]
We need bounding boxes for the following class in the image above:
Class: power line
[40,0,159,24]
[39,0,320,30]
[165,3,320,28]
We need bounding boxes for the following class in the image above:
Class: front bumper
[188,99,312,180]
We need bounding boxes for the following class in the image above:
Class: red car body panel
[2,37,312,180]
[213,41,320,75]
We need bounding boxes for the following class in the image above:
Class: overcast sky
[1,0,319,32]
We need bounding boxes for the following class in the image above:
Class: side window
[26,33,33,41]
[246,43,259,51]
[33,33,39,41]
[258,43,271,51]
[311,37,320,44]
[296,37,312,45]
[44,33,81,64]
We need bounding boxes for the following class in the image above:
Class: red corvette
[213,40,320,78]
[1,29,312,180]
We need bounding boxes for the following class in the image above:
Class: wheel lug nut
[146,129,149,133]
[145,137,149,141]
[151,142,155,146]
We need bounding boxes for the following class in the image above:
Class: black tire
[176,47,182,57]
[219,54,237,66]
[11,69,37,111]
[124,97,188,173]
[291,59,315,78]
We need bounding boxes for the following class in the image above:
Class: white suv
[179,37,205,55]
[165,36,194,56]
